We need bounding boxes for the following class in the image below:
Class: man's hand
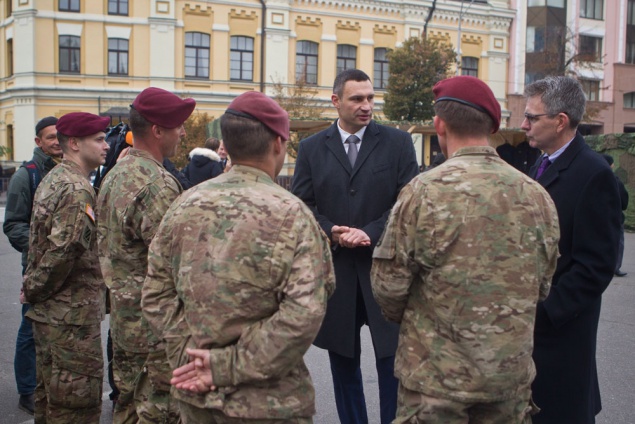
[338,227,371,248]
[331,225,351,245]
[170,348,216,393]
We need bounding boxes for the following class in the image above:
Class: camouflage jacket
[96,148,182,353]
[371,146,560,402]
[24,159,106,326]
[142,165,335,419]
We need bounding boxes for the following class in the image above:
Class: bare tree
[271,76,326,158]
[526,24,607,121]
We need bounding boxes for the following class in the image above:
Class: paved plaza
[0,209,633,423]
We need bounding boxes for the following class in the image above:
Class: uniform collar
[450,145,498,158]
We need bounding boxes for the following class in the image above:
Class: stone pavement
[0,212,633,423]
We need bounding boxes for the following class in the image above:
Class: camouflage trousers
[112,346,180,424]
[394,384,538,424]
[32,321,103,424]
[178,400,313,424]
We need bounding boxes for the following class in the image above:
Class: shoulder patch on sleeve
[85,203,96,223]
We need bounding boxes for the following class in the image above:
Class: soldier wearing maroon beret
[371,75,560,423]
[144,91,335,423]
[96,87,195,424]
[23,111,110,423]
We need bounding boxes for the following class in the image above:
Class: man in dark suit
[523,76,621,424]
[292,69,419,424]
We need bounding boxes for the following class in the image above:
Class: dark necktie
[345,135,359,167]
[536,157,551,179]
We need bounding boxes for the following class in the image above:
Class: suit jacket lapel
[538,133,585,189]
[325,123,353,173]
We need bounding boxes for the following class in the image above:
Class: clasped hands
[332,225,370,248]
[171,348,216,393]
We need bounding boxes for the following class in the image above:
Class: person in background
[218,140,231,172]
[523,76,621,424]
[602,153,629,277]
[3,116,62,416]
[24,112,110,423]
[371,75,560,424]
[182,137,223,185]
[163,157,192,190]
[142,91,335,423]
[97,87,195,424]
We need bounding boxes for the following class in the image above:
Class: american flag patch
[85,203,96,223]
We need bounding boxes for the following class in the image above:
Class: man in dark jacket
[3,116,62,415]
[524,76,621,424]
[292,69,419,424]
[182,137,223,185]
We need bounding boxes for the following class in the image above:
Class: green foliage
[383,37,456,123]
[584,134,635,231]
[0,145,11,158]
[585,133,635,153]
[174,112,214,169]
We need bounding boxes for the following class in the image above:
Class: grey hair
[524,76,586,128]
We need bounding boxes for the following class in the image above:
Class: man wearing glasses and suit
[522,76,621,424]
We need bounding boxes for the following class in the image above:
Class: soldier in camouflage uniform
[370,76,561,424]
[23,112,110,424]
[96,87,195,424]
[142,91,335,423]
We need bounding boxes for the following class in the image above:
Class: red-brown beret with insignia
[225,91,289,141]
[433,75,501,133]
[131,87,196,129]
[56,112,110,137]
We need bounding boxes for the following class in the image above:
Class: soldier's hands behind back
[171,348,216,393]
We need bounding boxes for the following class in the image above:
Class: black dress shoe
[18,393,34,415]
[615,270,628,277]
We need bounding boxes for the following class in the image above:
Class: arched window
[461,57,479,77]
[296,41,318,85]
[59,35,80,73]
[230,36,254,81]
[374,48,389,89]
[108,38,129,75]
[185,32,210,79]
[336,44,357,75]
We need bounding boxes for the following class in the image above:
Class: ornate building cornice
[184,4,213,16]
[229,9,258,20]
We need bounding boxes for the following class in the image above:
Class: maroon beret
[56,112,110,137]
[226,91,289,141]
[132,87,196,129]
[433,76,501,133]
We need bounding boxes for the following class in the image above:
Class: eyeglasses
[523,112,551,124]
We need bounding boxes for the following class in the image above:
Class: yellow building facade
[0,0,513,163]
